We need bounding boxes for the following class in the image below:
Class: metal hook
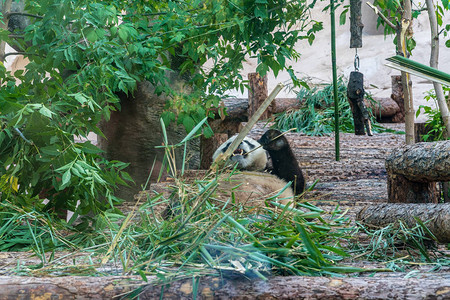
[354,50,360,72]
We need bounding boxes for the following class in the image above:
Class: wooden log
[349,0,364,48]
[347,71,372,135]
[0,274,449,299]
[273,98,300,113]
[390,75,406,123]
[385,140,450,182]
[367,97,400,121]
[387,173,439,203]
[386,140,450,203]
[248,73,274,120]
[347,72,365,135]
[357,203,450,243]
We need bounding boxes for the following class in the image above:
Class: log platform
[247,122,405,207]
[5,123,450,299]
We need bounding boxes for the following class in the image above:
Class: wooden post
[444,182,450,203]
[248,73,273,120]
[414,122,450,203]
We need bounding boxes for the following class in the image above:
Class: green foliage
[370,0,419,54]
[0,131,362,279]
[416,87,450,142]
[119,185,359,281]
[352,219,439,264]
[2,0,322,127]
[274,77,385,136]
[0,0,323,215]
[0,77,131,213]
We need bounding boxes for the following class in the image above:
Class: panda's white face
[212,135,268,171]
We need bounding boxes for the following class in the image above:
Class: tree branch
[366,2,396,30]
[426,0,450,137]
[3,52,27,58]
[14,128,33,145]
[6,11,43,20]
[0,0,13,63]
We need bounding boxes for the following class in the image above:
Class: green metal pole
[330,0,340,161]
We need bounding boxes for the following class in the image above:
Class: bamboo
[330,0,340,161]
[211,83,284,171]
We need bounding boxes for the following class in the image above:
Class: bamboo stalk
[210,83,284,171]
[331,0,340,161]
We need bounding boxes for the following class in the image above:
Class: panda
[212,135,268,171]
[211,134,294,208]
[258,129,306,195]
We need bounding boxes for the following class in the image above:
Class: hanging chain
[354,48,360,72]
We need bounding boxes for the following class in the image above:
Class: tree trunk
[398,0,415,144]
[0,0,12,63]
[385,140,450,203]
[390,75,406,122]
[248,73,273,120]
[426,0,450,203]
[98,80,200,201]
[426,0,450,137]
[357,203,450,243]
[400,65,415,145]
[0,274,449,299]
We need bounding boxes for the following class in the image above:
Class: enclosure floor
[247,123,406,206]
[3,123,450,299]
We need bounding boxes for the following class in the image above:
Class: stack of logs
[358,140,450,243]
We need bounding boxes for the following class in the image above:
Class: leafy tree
[0,0,323,215]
